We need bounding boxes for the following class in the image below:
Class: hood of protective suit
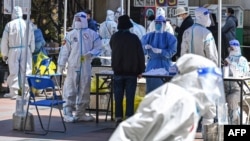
[195,7,211,27]
[115,7,124,22]
[229,39,241,56]
[154,15,166,33]
[106,10,115,21]
[171,54,220,115]
[116,7,123,15]
[71,12,88,29]
[11,6,23,20]
[156,7,165,17]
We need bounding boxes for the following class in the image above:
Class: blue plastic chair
[24,75,66,135]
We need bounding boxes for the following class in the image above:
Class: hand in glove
[151,48,162,54]
[2,56,8,62]
[145,44,152,50]
[57,65,65,74]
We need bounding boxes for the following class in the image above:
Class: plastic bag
[113,95,144,119]
[32,51,56,75]
[90,76,110,93]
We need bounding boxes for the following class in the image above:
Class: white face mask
[177,17,183,26]
[177,16,182,20]
[74,21,82,29]
[229,47,241,56]
[205,18,211,27]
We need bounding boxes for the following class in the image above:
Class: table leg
[96,74,99,123]
[240,80,243,125]
[111,77,114,121]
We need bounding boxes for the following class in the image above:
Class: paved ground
[0,83,203,141]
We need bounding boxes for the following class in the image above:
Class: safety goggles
[76,14,86,19]
[203,10,209,15]
[197,67,225,105]
[229,42,240,46]
[155,21,163,24]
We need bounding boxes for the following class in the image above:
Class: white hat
[175,7,188,16]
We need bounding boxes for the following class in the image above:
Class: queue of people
[0,5,247,141]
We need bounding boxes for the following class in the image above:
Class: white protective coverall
[57,12,102,122]
[181,7,218,66]
[224,39,249,124]
[99,10,117,66]
[1,6,35,99]
[147,7,174,34]
[109,54,227,141]
[130,19,146,40]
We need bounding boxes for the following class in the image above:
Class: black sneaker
[115,119,122,127]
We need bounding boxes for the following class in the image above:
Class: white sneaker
[11,95,17,100]
[75,114,95,122]
[63,115,75,123]
[4,93,17,99]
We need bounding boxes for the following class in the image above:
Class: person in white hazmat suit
[147,7,174,35]
[130,19,146,40]
[109,54,227,141]
[57,11,102,122]
[181,7,219,131]
[141,15,177,94]
[181,7,218,65]
[1,6,35,99]
[224,39,249,124]
[114,7,124,23]
[99,9,117,66]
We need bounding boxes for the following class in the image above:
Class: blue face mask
[155,23,162,31]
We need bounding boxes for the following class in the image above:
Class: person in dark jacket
[84,9,99,32]
[172,6,194,61]
[222,7,238,60]
[109,14,145,126]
